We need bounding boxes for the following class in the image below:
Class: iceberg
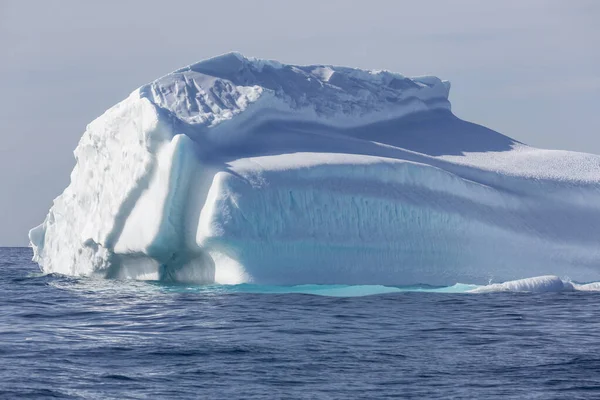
[29,52,600,285]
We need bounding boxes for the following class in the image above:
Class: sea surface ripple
[1,247,600,399]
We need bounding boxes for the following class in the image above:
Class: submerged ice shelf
[164,276,600,297]
[30,52,600,286]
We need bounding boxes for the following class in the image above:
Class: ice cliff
[29,52,600,285]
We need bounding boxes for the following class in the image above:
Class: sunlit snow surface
[30,52,600,286]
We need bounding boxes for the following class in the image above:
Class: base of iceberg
[30,53,600,286]
[157,275,600,297]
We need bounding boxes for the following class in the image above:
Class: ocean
[1,247,599,399]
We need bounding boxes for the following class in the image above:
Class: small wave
[469,275,600,294]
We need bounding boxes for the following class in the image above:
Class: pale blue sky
[0,0,598,246]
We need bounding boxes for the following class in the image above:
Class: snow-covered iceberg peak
[29,53,600,286]
[139,52,451,137]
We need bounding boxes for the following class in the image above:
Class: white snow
[469,276,574,293]
[468,275,600,293]
[29,52,600,286]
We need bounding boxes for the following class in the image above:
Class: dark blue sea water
[1,247,600,399]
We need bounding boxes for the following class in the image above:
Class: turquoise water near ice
[158,282,479,296]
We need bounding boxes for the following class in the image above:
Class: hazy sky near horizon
[0,0,599,246]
